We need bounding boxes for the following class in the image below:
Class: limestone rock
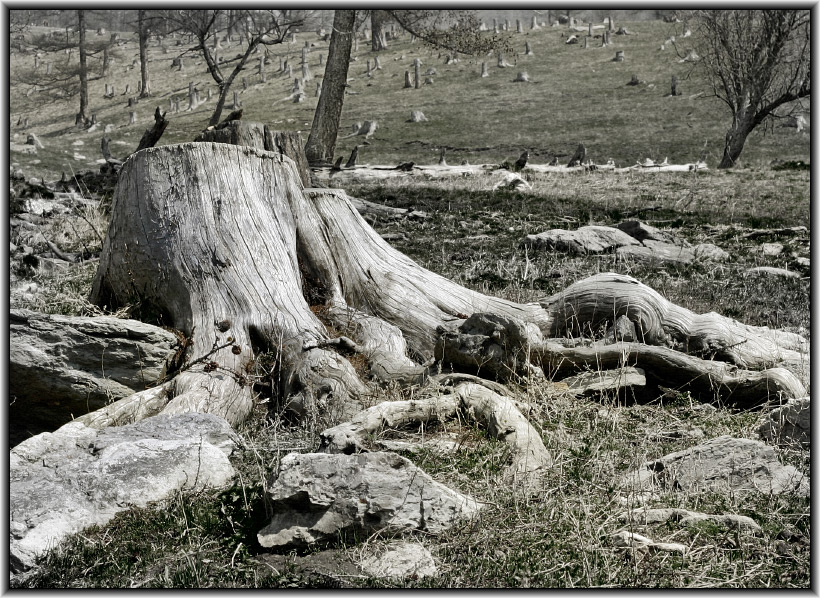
[520,225,640,254]
[10,413,237,574]
[616,220,689,246]
[257,452,481,549]
[617,239,728,265]
[619,507,762,533]
[604,314,637,343]
[610,530,686,554]
[761,242,784,256]
[10,309,178,444]
[558,366,646,401]
[678,512,761,533]
[746,266,801,279]
[757,396,810,449]
[408,110,427,123]
[360,542,438,580]
[692,243,730,262]
[621,435,808,497]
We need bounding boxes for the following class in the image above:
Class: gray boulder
[616,220,690,247]
[757,396,810,449]
[10,413,238,574]
[10,309,178,444]
[621,435,808,497]
[258,452,481,549]
[520,225,640,254]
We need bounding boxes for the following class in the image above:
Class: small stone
[604,314,636,343]
[761,242,784,256]
[360,542,437,580]
[746,266,800,279]
[692,243,729,262]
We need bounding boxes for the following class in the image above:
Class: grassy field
[9,13,811,590]
[10,17,810,180]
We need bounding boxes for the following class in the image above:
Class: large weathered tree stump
[86,144,807,435]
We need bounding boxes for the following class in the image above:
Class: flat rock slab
[617,240,729,265]
[558,366,646,401]
[10,309,179,444]
[616,220,690,247]
[621,435,808,497]
[520,225,640,254]
[258,452,481,549]
[618,507,761,533]
[10,413,238,575]
[360,542,438,580]
[757,396,810,449]
[746,266,801,279]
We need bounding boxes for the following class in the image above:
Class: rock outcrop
[257,452,481,549]
[757,396,810,449]
[621,435,809,497]
[10,309,178,444]
[10,413,238,575]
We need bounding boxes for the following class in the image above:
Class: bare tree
[162,9,304,126]
[137,10,153,98]
[75,10,90,125]
[305,9,509,165]
[304,10,356,165]
[370,10,391,51]
[689,10,810,168]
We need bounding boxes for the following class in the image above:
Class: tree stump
[567,142,586,167]
[481,61,489,77]
[516,19,523,33]
[72,140,804,447]
[627,74,640,86]
[194,121,311,188]
[414,61,420,89]
[514,72,530,82]
[345,145,359,168]
[404,70,412,88]
[129,111,136,125]
[531,16,540,30]
[671,75,679,96]
[525,41,533,55]
[613,50,625,62]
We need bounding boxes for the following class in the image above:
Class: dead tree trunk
[88,144,806,434]
[131,106,168,155]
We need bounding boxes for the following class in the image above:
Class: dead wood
[85,144,806,438]
[132,106,168,155]
[567,143,586,167]
[318,381,551,482]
